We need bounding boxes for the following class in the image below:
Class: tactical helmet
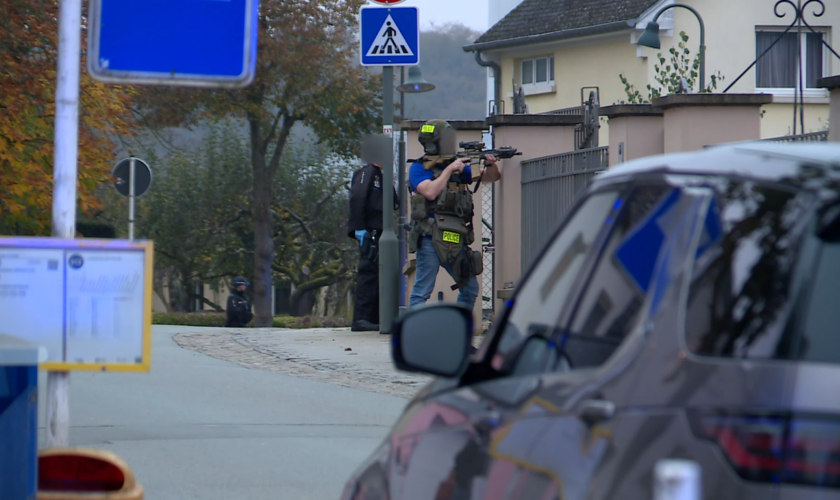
[418,119,453,155]
[233,276,250,287]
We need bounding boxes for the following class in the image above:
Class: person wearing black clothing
[225,276,254,327]
[347,162,397,332]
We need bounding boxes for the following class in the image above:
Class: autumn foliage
[0,0,136,235]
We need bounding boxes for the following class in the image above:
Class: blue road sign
[360,6,419,66]
[87,0,259,88]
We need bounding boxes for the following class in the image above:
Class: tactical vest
[408,156,483,290]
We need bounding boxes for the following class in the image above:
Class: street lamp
[636,3,706,92]
[397,65,436,93]
[392,65,434,319]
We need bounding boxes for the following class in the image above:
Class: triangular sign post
[359,6,419,66]
[366,14,414,57]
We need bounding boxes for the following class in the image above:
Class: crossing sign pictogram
[360,6,419,66]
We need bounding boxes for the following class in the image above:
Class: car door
[387,186,631,500]
[472,182,716,500]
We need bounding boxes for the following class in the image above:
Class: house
[467,0,838,139]
[444,0,839,314]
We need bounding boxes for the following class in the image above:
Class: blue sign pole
[360,5,419,333]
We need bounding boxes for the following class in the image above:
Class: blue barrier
[0,335,41,500]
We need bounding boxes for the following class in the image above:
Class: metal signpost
[360,2,419,334]
[87,0,259,87]
[112,157,153,241]
[41,0,260,449]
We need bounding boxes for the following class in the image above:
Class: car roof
[596,141,840,185]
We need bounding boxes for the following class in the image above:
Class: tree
[618,31,725,104]
[138,123,252,312]
[133,0,381,326]
[270,139,358,315]
[0,0,137,235]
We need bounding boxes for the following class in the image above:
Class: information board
[0,237,153,372]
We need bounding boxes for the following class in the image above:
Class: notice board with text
[0,237,153,372]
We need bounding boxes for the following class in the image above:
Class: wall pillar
[601,104,664,167]
[652,94,773,153]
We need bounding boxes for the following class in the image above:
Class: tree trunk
[252,166,275,326]
[291,289,315,317]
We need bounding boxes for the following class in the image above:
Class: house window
[755,28,828,91]
[521,56,554,86]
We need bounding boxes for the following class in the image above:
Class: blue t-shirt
[408,162,472,192]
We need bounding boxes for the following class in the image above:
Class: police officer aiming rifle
[407,119,512,312]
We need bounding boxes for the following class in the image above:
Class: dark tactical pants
[353,236,380,324]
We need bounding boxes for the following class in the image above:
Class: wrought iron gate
[521,147,608,271]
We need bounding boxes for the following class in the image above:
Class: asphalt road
[37,326,408,499]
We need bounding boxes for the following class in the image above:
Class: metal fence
[481,182,494,314]
[521,147,608,271]
[762,130,829,143]
[540,106,583,116]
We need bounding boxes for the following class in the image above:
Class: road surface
[37,325,409,499]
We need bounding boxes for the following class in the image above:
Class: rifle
[408,142,522,167]
[455,141,522,162]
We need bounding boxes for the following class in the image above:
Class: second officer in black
[347,157,397,332]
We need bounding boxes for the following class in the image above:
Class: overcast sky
[385,0,489,33]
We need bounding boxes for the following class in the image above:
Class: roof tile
[475,0,661,45]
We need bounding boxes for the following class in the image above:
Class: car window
[562,185,674,369]
[684,179,823,360]
[794,239,840,362]
[492,190,622,368]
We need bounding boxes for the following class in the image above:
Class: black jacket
[225,290,253,327]
[347,164,398,239]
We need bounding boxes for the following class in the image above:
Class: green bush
[153,312,227,327]
[153,312,348,329]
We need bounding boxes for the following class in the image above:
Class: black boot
[351,319,380,332]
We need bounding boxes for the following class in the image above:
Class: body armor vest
[409,156,475,245]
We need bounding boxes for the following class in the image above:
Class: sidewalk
[171,326,481,399]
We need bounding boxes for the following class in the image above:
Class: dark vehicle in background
[342,142,840,500]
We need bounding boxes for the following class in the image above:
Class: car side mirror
[392,303,473,378]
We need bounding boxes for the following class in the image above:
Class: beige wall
[761,103,831,138]
[488,0,837,140]
[608,115,664,167]
[404,127,487,332]
[491,124,577,311]
[662,106,763,153]
[502,39,648,116]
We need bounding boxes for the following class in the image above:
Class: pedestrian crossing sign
[360,6,419,66]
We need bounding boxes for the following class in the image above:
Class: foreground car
[343,142,840,500]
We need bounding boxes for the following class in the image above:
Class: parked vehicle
[341,142,840,500]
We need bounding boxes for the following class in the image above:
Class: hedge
[152,312,349,329]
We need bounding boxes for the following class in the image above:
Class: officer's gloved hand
[355,230,367,245]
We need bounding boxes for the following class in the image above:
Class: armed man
[407,119,515,311]
[347,135,398,332]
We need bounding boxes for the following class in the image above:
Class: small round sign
[68,254,84,269]
[369,0,407,4]
[112,157,153,198]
